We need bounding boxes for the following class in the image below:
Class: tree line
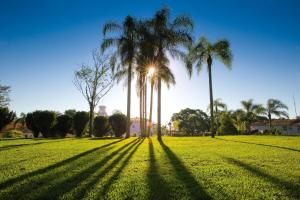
[171,98,290,135]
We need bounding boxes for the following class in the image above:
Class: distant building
[251,119,300,135]
[130,117,155,137]
[98,105,107,116]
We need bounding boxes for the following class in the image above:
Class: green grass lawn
[1,136,300,200]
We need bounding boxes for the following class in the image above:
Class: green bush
[25,111,56,138]
[93,116,110,137]
[0,107,16,131]
[109,112,127,137]
[73,111,89,137]
[54,114,73,137]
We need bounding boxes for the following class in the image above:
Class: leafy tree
[102,16,140,138]
[93,116,110,137]
[54,114,72,137]
[73,111,89,137]
[0,107,16,130]
[217,112,238,135]
[150,7,193,140]
[74,51,114,137]
[64,109,77,118]
[0,84,11,107]
[265,99,289,128]
[241,99,265,133]
[187,37,232,138]
[171,108,209,135]
[109,112,127,137]
[26,112,39,137]
[25,111,56,138]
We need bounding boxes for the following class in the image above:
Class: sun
[148,66,156,76]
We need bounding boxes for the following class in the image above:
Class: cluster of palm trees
[101,7,233,139]
[212,98,289,133]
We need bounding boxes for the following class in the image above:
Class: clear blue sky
[1,0,299,124]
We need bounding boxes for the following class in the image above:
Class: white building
[251,119,300,135]
[130,117,155,137]
[98,105,108,116]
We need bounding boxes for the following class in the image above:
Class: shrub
[73,111,89,137]
[93,116,110,137]
[0,107,16,131]
[109,112,127,137]
[25,110,56,138]
[54,114,73,137]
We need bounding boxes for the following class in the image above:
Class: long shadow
[146,138,172,200]
[0,139,74,151]
[30,138,141,200]
[96,138,145,198]
[0,138,124,190]
[158,140,212,200]
[216,138,300,153]
[223,157,300,199]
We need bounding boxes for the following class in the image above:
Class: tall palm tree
[265,99,289,128]
[101,16,139,138]
[150,7,193,140]
[241,99,265,133]
[187,37,232,138]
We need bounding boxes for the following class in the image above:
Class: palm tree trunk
[139,78,143,137]
[148,82,154,137]
[208,57,215,138]
[144,81,147,137]
[126,64,132,138]
[268,113,272,129]
[157,76,162,140]
[89,103,94,137]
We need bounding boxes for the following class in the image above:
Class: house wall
[251,124,300,135]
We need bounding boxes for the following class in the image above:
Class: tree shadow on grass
[0,139,75,152]
[223,157,300,199]
[146,138,172,200]
[29,138,141,199]
[158,139,212,200]
[0,138,125,190]
[215,138,300,153]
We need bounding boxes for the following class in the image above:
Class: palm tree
[208,98,227,133]
[241,99,265,133]
[265,99,289,128]
[102,16,139,138]
[150,7,193,140]
[187,37,232,138]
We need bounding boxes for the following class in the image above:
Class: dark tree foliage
[171,108,209,135]
[26,111,56,138]
[0,107,16,130]
[73,111,89,137]
[64,109,77,118]
[54,114,73,138]
[93,116,110,137]
[109,112,127,137]
[25,113,39,137]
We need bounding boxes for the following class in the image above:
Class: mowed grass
[0,136,300,200]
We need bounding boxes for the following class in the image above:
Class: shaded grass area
[0,136,300,200]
